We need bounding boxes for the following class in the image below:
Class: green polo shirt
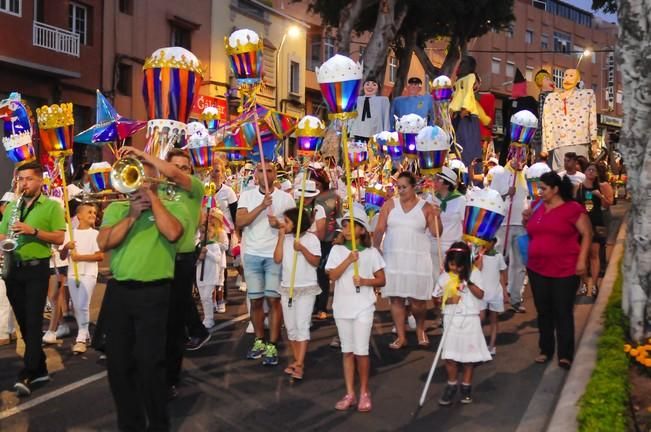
[101,200,189,282]
[0,194,66,261]
[160,175,204,254]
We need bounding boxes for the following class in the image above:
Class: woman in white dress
[373,172,441,348]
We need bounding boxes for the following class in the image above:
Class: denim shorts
[242,254,281,300]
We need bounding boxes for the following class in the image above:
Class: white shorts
[481,299,505,313]
[335,307,374,356]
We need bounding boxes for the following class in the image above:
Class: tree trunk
[414,45,441,81]
[618,0,651,342]
[391,30,418,98]
[362,0,408,85]
[336,0,372,55]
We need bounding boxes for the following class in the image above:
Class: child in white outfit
[478,238,507,355]
[196,209,228,329]
[433,241,491,406]
[325,205,385,413]
[273,207,321,380]
[59,203,103,354]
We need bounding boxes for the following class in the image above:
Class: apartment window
[0,0,21,16]
[553,31,571,54]
[117,63,133,96]
[235,0,266,20]
[171,23,191,50]
[552,67,564,88]
[309,34,322,70]
[119,0,132,15]
[69,2,88,45]
[506,62,515,78]
[541,33,549,50]
[616,90,623,104]
[388,56,398,83]
[34,0,43,21]
[324,36,335,60]
[491,57,501,75]
[289,60,300,95]
[525,67,534,81]
[525,30,533,44]
[506,23,514,38]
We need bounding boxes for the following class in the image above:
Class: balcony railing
[32,21,80,57]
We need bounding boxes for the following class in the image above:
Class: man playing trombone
[0,161,66,397]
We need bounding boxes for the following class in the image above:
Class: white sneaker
[407,315,417,331]
[245,321,255,334]
[42,331,57,344]
[216,301,226,314]
[203,321,215,330]
[489,346,496,356]
[55,323,71,338]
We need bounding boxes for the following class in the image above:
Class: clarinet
[0,192,24,279]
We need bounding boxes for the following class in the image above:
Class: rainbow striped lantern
[526,162,551,198]
[225,29,263,85]
[187,122,215,172]
[88,161,112,192]
[216,123,252,164]
[316,54,363,118]
[449,158,469,186]
[143,47,203,159]
[1,94,36,166]
[364,182,386,216]
[396,114,426,159]
[508,110,538,162]
[348,139,368,168]
[431,75,453,102]
[416,126,450,175]
[202,107,220,135]
[373,131,401,160]
[463,187,507,247]
[36,103,74,157]
[296,115,325,158]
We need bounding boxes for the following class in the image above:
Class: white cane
[419,315,451,407]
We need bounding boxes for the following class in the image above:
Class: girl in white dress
[433,241,491,406]
[373,172,441,348]
[196,210,228,329]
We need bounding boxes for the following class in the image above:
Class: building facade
[0,0,103,187]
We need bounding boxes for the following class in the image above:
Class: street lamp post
[275,25,301,159]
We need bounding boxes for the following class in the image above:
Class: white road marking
[0,313,250,421]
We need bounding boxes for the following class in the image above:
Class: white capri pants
[335,307,375,356]
[281,294,316,342]
[197,283,217,328]
[68,275,98,343]
[0,279,15,338]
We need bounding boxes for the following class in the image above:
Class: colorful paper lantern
[431,75,453,102]
[510,110,538,145]
[372,131,399,156]
[1,94,36,166]
[88,161,112,192]
[526,162,551,198]
[202,107,220,134]
[296,115,325,157]
[316,55,363,116]
[416,126,450,175]
[187,124,215,170]
[347,139,368,168]
[396,114,426,159]
[36,103,74,157]
[364,182,386,215]
[463,188,507,247]
[75,90,145,145]
[225,29,263,85]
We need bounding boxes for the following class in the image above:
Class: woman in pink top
[523,171,592,370]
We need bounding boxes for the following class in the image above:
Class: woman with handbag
[575,163,613,298]
[523,171,592,370]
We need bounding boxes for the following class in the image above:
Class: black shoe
[460,384,473,404]
[438,383,458,406]
[185,333,211,351]
[168,385,178,400]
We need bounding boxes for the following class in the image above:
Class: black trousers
[105,279,171,432]
[166,254,206,386]
[315,241,333,313]
[528,270,580,361]
[5,259,50,381]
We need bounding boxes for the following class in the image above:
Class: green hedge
[577,267,629,432]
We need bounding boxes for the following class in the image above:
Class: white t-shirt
[490,166,530,226]
[62,228,100,278]
[216,184,238,232]
[559,170,586,187]
[425,193,466,250]
[479,253,507,303]
[281,232,321,287]
[433,269,485,315]
[238,188,296,258]
[325,245,385,319]
[309,203,326,234]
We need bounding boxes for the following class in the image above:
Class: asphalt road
[0,202,629,432]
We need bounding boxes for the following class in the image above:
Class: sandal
[389,339,406,350]
[535,354,550,364]
[558,359,572,370]
[418,336,430,348]
[291,364,304,380]
[284,363,297,375]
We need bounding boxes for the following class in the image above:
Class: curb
[545,218,628,432]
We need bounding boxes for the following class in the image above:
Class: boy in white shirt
[59,203,104,354]
[478,238,508,356]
